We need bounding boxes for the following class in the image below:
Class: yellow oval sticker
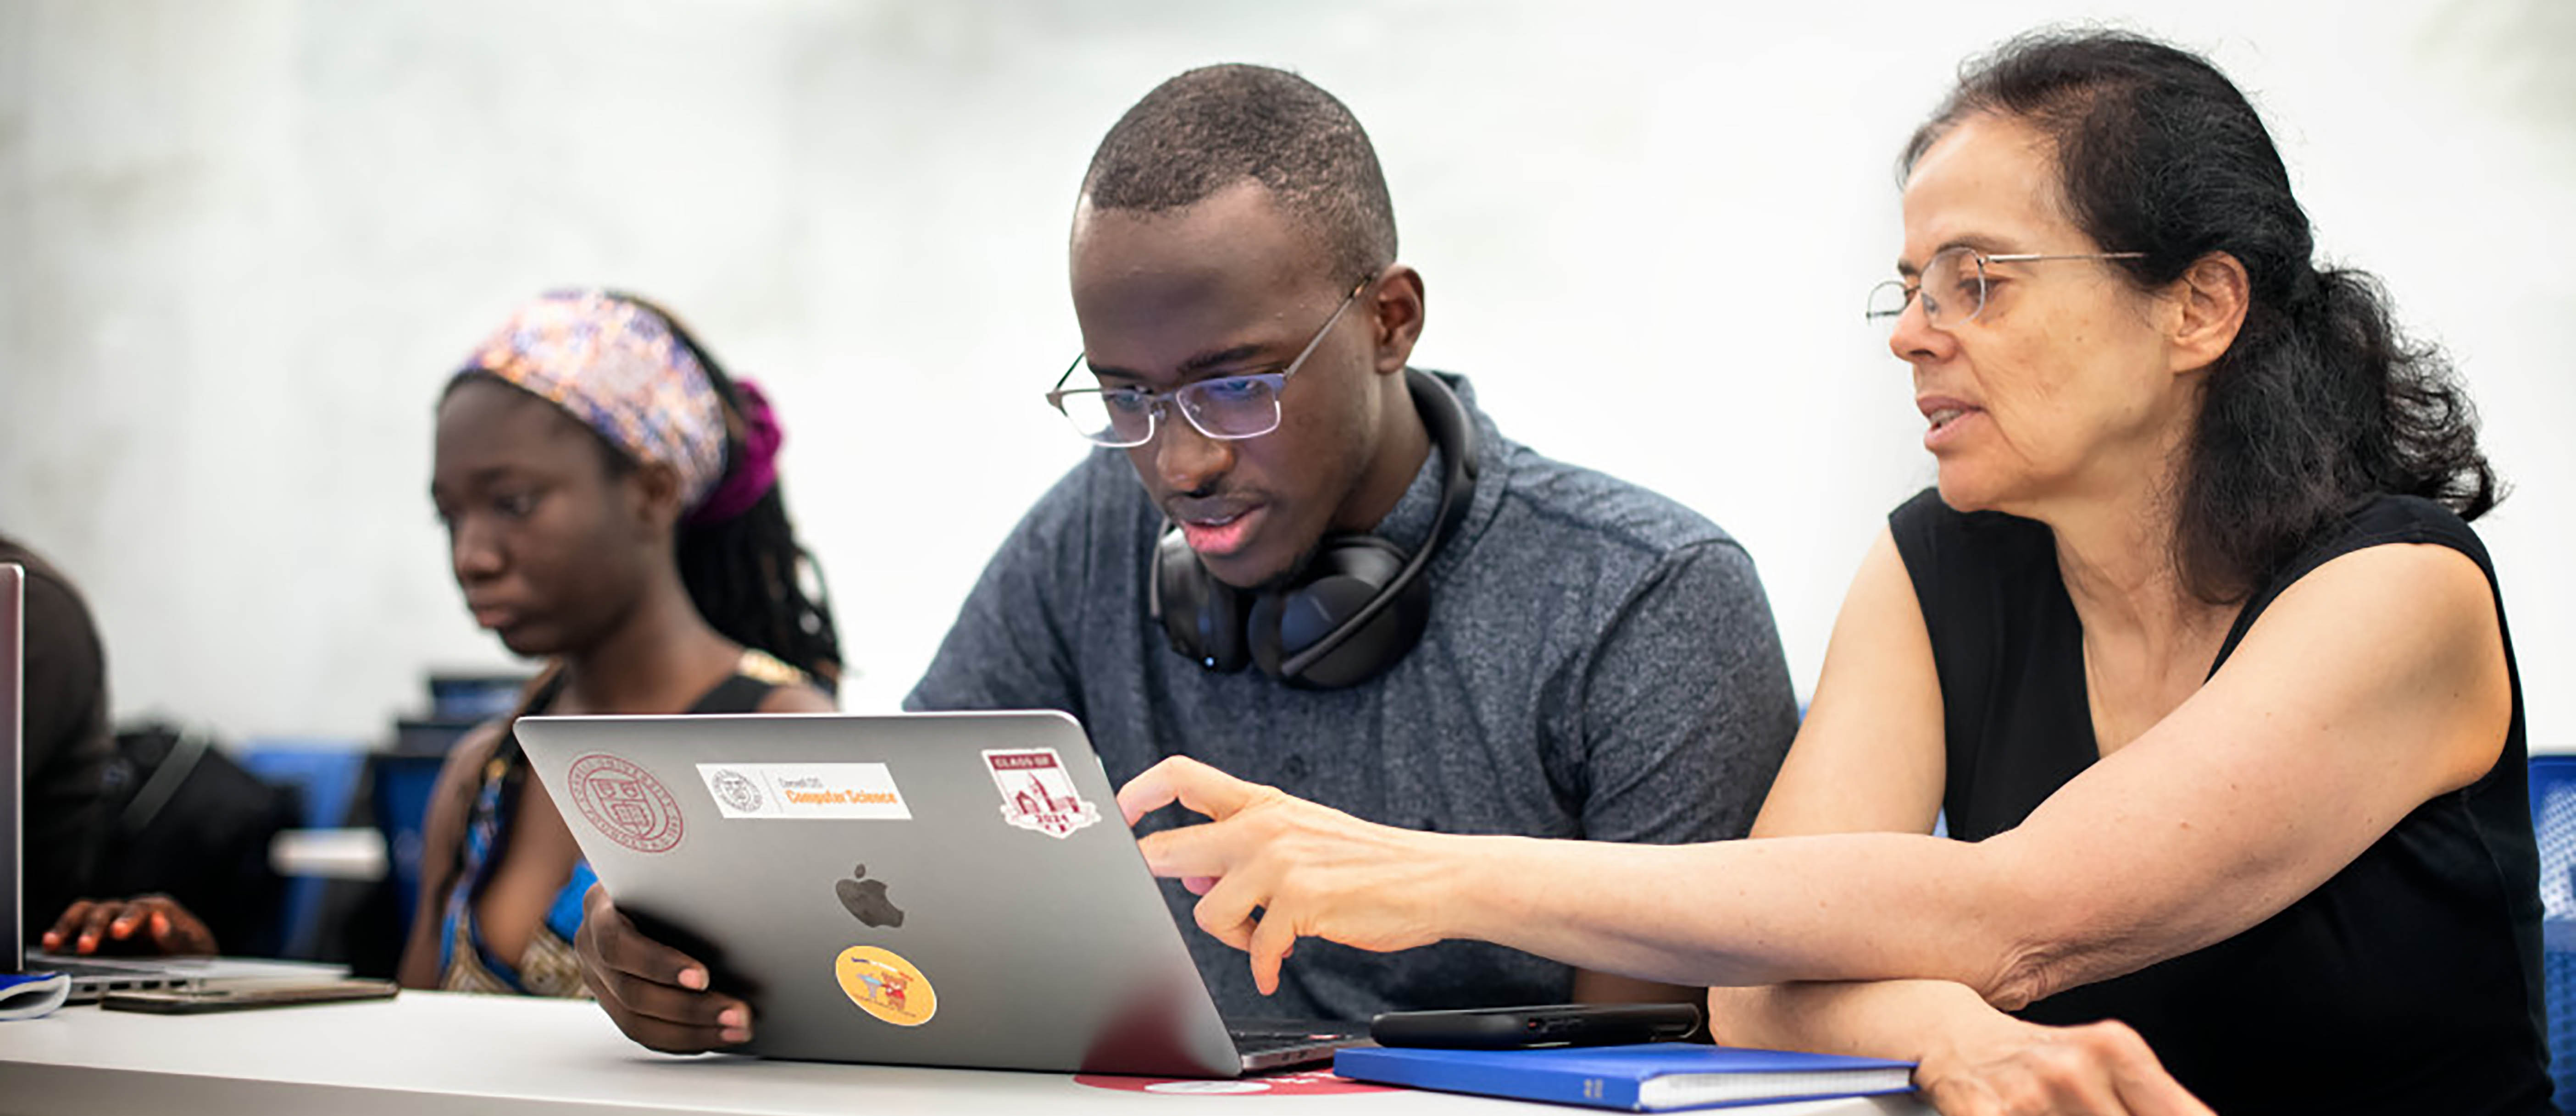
[834,945,936,1027]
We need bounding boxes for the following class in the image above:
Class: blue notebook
[1333,1042,1915,1111]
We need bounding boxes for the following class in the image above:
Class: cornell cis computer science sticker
[566,753,685,853]
[835,946,936,1026]
[981,748,1102,839]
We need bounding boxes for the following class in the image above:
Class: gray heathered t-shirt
[906,371,1797,1022]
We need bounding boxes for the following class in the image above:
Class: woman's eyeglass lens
[1863,248,2145,329]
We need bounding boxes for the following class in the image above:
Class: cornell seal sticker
[981,748,1102,839]
[566,753,685,853]
[835,945,937,1027]
[707,767,764,813]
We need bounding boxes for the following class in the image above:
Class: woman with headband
[394,289,842,996]
[44,291,845,978]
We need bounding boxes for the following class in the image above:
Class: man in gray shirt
[575,63,1795,1050]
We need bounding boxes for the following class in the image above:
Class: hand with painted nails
[573,883,753,1054]
[42,895,217,957]
[1116,756,1457,995]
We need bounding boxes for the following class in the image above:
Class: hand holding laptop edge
[573,884,754,1053]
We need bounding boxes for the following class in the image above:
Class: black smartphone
[98,978,400,1015]
[1369,1002,1702,1049]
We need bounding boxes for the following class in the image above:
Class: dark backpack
[92,722,299,956]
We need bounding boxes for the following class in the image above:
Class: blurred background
[4,0,2570,751]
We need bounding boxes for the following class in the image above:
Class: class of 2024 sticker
[980,748,1102,839]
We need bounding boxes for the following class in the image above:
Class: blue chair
[238,740,371,960]
[2528,754,2576,1109]
[428,673,530,722]
[368,753,448,940]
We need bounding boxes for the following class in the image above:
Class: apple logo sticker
[836,863,905,928]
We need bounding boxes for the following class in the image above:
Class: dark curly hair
[1903,29,2501,602]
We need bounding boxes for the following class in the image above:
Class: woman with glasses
[1115,29,2544,1115]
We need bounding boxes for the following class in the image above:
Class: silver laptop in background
[2,563,201,1001]
[2,564,335,1003]
[4,565,16,973]
[516,709,1362,1077]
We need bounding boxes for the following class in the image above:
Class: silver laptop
[516,709,1363,1077]
[1,564,332,1005]
[1,564,200,1002]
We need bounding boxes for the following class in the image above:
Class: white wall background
[2,0,2569,746]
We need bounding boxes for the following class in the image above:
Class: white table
[0,991,1934,1115]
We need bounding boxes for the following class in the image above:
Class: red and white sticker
[694,762,911,820]
[566,753,685,853]
[981,748,1102,839]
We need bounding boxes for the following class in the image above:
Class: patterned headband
[456,290,729,509]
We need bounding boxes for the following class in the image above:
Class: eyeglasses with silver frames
[1865,247,2145,329]
[1046,280,1370,448]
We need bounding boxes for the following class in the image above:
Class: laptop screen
[4,564,24,971]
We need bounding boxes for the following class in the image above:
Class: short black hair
[1082,64,1397,286]
[1905,29,2498,602]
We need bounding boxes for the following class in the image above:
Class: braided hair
[601,292,843,691]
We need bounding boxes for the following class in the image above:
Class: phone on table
[99,978,400,1015]
[1369,1002,1702,1049]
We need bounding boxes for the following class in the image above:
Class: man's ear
[1366,264,1426,376]
[628,459,687,539]
[2168,251,2250,376]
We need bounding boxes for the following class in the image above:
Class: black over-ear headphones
[1149,369,1480,690]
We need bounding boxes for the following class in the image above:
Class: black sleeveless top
[1890,489,2548,1115]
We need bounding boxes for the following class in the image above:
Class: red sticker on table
[1074,1069,1395,1095]
[567,752,684,853]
